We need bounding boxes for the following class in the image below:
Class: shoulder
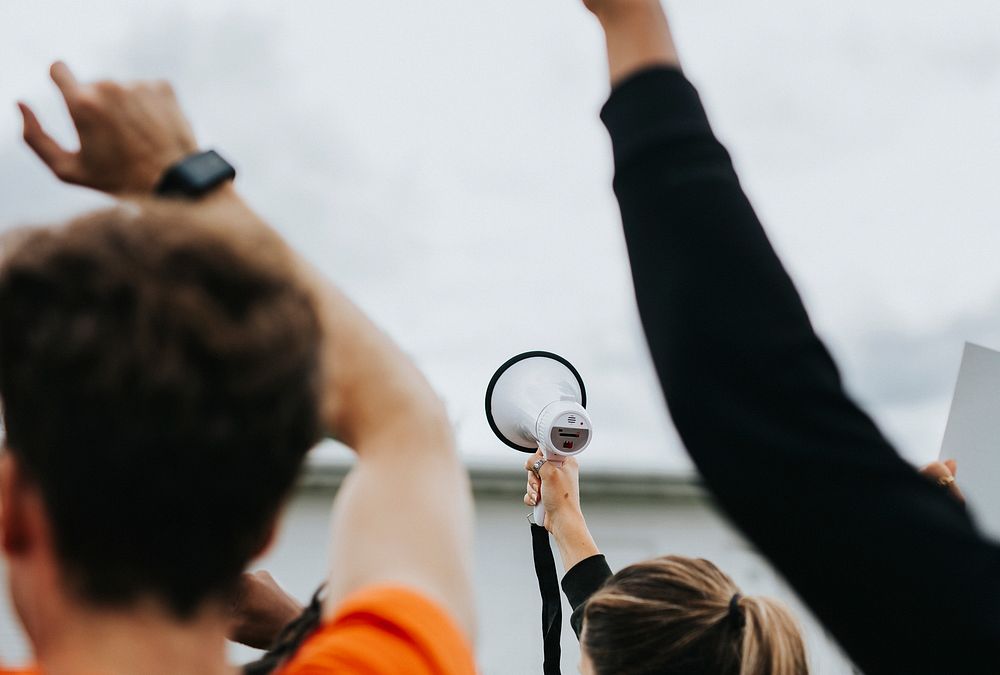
[278,585,475,675]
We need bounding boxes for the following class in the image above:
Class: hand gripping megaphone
[485,351,592,526]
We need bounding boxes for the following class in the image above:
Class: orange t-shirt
[278,585,476,674]
[0,585,475,675]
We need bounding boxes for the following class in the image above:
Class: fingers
[524,451,542,508]
[524,474,540,507]
[920,461,965,505]
[920,461,948,478]
[50,61,81,102]
[17,102,79,182]
[523,451,578,480]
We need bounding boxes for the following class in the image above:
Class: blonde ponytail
[582,555,809,675]
[738,595,809,675]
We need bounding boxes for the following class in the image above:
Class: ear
[251,517,279,561]
[0,451,32,555]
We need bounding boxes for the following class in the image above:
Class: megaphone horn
[485,351,593,526]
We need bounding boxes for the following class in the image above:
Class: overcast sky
[1,0,999,473]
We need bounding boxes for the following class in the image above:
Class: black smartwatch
[155,149,236,198]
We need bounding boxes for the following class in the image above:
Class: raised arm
[579,2,1000,672]
[19,64,475,638]
[523,451,610,639]
[307,271,475,634]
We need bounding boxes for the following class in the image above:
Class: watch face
[158,150,236,196]
[179,150,235,187]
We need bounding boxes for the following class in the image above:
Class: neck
[31,598,234,675]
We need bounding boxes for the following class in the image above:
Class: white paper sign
[940,342,1000,542]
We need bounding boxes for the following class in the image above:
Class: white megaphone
[485,351,593,526]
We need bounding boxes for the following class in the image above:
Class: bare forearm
[594,0,680,84]
[551,513,601,572]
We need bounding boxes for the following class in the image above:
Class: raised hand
[524,450,600,570]
[229,571,305,650]
[524,450,585,534]
[18,62,198,195]
[920,459,965,505]
[575,0,680,84]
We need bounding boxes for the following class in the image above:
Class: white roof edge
[299,462,708,500]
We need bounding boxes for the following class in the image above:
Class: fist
[523,450,585,533]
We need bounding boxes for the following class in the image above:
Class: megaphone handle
[533,452,563,528]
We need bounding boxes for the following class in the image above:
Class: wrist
[550,511,600,571]
[595,0,681,84]
[154,149,236,198]
[549,508,588,541]
[142,147,196,192]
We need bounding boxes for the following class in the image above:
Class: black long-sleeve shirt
[600,67,1000,674]
[562,554,613,638]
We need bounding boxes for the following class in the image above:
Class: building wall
[0,468,857,674]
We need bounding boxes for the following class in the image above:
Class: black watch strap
[155,149,236,198]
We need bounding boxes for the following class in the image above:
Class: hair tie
[728,593,745,629]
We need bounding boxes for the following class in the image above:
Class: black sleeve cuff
[562,554,613,611]
[599,67,713,169]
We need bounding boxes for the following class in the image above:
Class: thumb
[944,459,957,477]
[537,456,564,481]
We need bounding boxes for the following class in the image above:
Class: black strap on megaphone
[531,522,562,675]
